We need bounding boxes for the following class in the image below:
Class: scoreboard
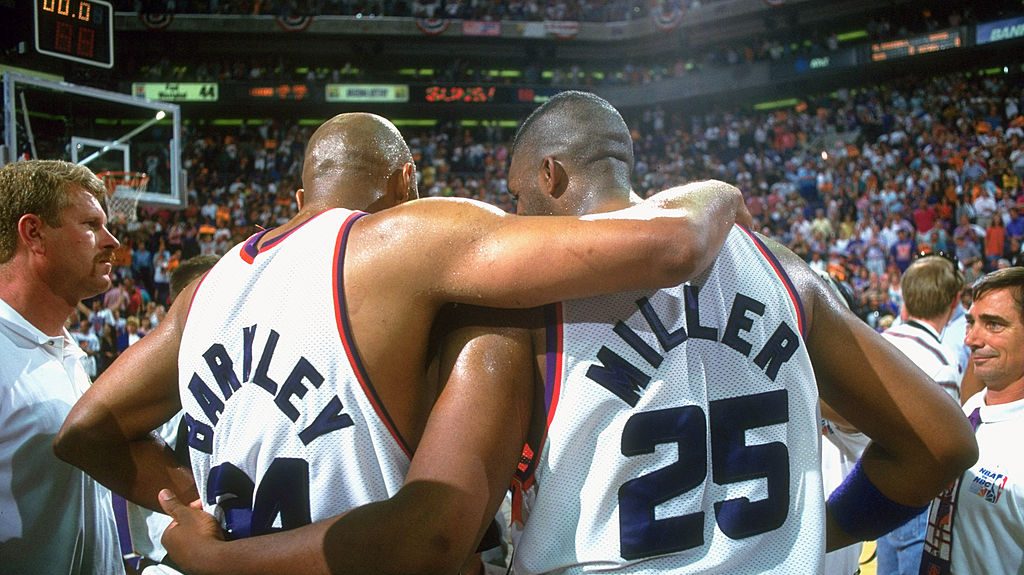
[34,0,114,68]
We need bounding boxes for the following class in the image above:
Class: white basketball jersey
[512,226,824,574]
[179,208,409,539]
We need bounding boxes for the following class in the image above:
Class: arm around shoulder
[598,179,750,288]
[396,185,745,309]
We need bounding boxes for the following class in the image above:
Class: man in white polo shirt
[0,160,125,575]
[877,252,965,575]
[921,266,1024,574]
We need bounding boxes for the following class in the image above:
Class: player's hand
[734,200,753,229]
[642,180,752,229]
[159,489,225,574]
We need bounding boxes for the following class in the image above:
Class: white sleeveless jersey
[178,208,410,539]
[512,226,824,574]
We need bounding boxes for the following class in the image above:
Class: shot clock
[34,0,114,68]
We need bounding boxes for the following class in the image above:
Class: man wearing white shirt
[0,160,125,574]
[921,267,1024,574]
[973,187,997,229]
[878,253,965,574]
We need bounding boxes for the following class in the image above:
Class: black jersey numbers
[206,458,312,540]
[618,389,789,560]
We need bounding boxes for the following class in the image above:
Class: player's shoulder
[748,230,841,326]
[747,231,816,290]
[352,197,511,260]
[371,197,507,223]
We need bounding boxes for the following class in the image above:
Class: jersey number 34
[206,458,312,539]
[619,389,789,559]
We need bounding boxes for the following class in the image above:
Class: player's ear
[399,161,418,201]
[385,163,416,206]
[295,188,305,210]
[540,156,567,200]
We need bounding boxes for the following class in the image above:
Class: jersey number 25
[619,389,789,559]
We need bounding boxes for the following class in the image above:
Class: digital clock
[34,0,114,68]
[424,85,497,103]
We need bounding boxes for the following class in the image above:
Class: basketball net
[97,171,148,226]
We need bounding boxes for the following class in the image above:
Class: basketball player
[120,254,222,571]
[149,97,977,575]
[54,113,749,572]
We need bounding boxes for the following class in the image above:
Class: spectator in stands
[891,228,917,273]
[103,276,127,313]
[984,216,1007,269]
[98,323,118,375]
[1006,206,1024,244]
[122,276,144,317]
[119,315,142,352]
[72,318,101,355]
[954,234,983,271]
[152,238,173,306]
[973,186,997,228]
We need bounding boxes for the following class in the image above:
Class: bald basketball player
[55,113,748,573]
[138,96,975,575]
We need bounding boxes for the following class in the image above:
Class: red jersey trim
[331,211,413,459]
[738,226,806,336]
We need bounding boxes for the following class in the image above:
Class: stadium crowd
[121,6,977,88]
[66,69,1024,376]
[129,0,694,20]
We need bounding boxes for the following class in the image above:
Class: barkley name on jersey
[178,209,409,539]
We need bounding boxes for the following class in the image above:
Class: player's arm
[819,400,856,432]
[158,307,537,575]
[378,180,746,309]
[764,236,978,551]
[53,280,200,511]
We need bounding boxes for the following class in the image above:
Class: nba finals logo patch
[968,466,1009,504]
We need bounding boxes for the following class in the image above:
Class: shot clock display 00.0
[34,0,114,68]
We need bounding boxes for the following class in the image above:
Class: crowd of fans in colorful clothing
[66,69,1024,375]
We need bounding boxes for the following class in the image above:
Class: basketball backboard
[2,71,184,209]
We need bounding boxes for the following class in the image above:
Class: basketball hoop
[97,171,148,225]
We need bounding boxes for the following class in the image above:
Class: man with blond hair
[0,160,125,574]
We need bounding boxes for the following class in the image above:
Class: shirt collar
[0,296,76,353]
[904,318,943,344]
[979,394,1024,424]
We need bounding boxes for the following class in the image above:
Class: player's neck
[581,187,632,215]
[257,209,323,248]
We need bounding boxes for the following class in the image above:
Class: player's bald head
[302,113,416,211]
